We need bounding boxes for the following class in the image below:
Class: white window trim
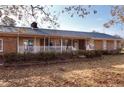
[0,39,3,52]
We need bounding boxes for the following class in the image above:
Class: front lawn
[0,55,124,87]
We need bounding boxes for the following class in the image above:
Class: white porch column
[86,39,89,50]
[91,39,95,50]
[44,37,46,52]
[103,40,107,50]
[55,40,57,51]
[114,40,117,50]
[34,37,37,53]
[17,36,20,53]
[71,39,73,51]
[85,39,90,50]
[60,38,63,53]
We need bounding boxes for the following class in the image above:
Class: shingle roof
[84,32,122,39]
[0,25,122,40]
[41,29,122,39]
[0,26,48,35]
[40,29,90,38]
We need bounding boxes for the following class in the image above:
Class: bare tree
[62,5,97,18]
[104,6,124,30]
[0,5,60,28]
[1,16,16,26]
[0,5,97,28]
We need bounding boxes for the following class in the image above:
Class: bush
[4,52,18,63]
[54,52,77,60]
[4,53,36,63]
[94,50,103,57]
[3,49,121,64]
[84,50,102,58]
[41,52,58,61]
[84,50,95,58]
[101,49,121,55]
[77,50,86,55]
[3,52,76,63]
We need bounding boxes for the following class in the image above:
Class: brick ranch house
[0,25,122,54]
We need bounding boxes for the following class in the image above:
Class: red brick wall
[94,40,103,50]
[117,40,121,49]
[0,36,17,54]
[107,40,114,50]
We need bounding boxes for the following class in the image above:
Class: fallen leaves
[0,55,124,87]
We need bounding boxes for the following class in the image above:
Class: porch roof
[0,25,122,40]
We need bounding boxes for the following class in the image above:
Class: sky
[48,5,124,38]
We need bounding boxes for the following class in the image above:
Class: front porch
[19,46,74,53]
[17,36,87,53]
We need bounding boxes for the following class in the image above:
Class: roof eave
[92,37,122,40]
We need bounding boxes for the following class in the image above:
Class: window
[23,40,34,46]
[23,39,34,52]
[0,39,3,52]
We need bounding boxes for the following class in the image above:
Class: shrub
[4,52,18,63]
[41,52,57,61]
[77,50,86,55]
[56,52,76,60]
[23,53,35,61]
[3,49,121,64]
[101,49,121,55]
[84,50,102,58]
[3,52,76,63]
[94,50,103,57]
[3,50,103,63]
[84,50,95,58]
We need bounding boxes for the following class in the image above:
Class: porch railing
[19,46,77,53]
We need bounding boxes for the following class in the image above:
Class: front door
[79,40,86,50]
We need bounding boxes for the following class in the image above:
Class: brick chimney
[31,22,38,28]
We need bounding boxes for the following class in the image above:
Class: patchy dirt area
[0,55,124,87]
